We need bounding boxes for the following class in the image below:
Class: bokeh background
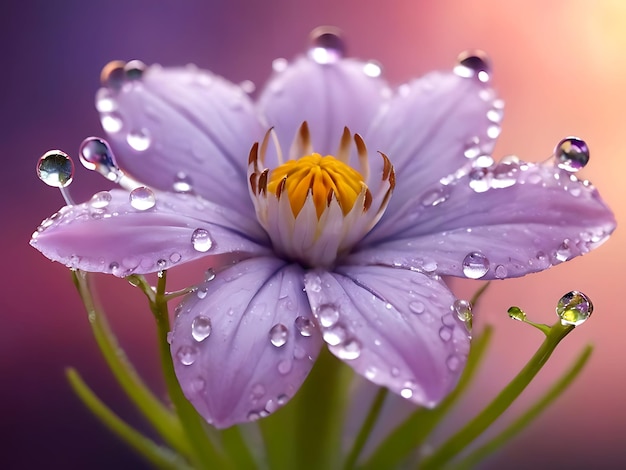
[3,0,625,468]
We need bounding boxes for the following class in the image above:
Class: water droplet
[464,137,481,159]
[204,268,216,281]
[90,191,112,209]
[554,137,589,172]
[323,324,347,346]
[247,411,260,422]
[420,187,449,206]
[196,287,208,299]
[308,26,345,64]
[251,383,265,400]
[191,316,212,342]
[334,338,361,360]
[277,394,288,406]
[556,291,593,326]
[124,59,147,80]
[400,386,414,399]
[101,112,123,133]
[453,299,472,322]
[269,323,288,347]
[95,88,117,112]
[126,129,151,152]
[272,58,288,72]
[129,186,156,210]
[508,306,527,322]
[156,259,167,269]
[37,150,74,187]
[494,264,508,279]
[409,300,425,314]
[79,137,123,182]
[454,50,490,82]
[100,60,126,89]
[169,252,182,263]
[439,326,453,342]
[294,316,315,337]
[363,60,382,77]
[446,354,461,371]
[469,167,491,193]
[555,240,572,262]
[277,359,292,375]
[191,228,213,252]
[462,252,490,279]
[190,377,205,393]
[173,172,193,192]
[318,304,340,327]
[176,345,198,365]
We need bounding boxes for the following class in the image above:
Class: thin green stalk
[220,426,260,470]
[343,387,388,470]
[149,270,230,469]
[453,345,593,469]
[360,326,493,470]
[66,368,192,470]
[419,321,576,469]
[259,393,298,470]
[71,271,192,458]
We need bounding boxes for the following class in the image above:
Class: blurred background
[3,0,625,468]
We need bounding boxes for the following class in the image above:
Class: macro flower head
[31,27,615,428]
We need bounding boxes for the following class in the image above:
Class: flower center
[267,153,365,219]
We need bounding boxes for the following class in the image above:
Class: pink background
[3,0,625,468]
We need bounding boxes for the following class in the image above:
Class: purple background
[3,1,626,468]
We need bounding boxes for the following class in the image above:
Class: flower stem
[149,270,230,469]
[66,368,192,470]
[343,387,388,470]
[419,321,576,469]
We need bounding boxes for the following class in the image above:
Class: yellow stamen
[267,153,365,218]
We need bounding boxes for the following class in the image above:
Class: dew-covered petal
[366,71,500,224]
[30,189,270,276]
[257,56,390,160]
[171,258,322,428]
[355,162,615,279]
[97,64,264,214]
[304,266,469,406]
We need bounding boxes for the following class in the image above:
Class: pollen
[267,153,365,218]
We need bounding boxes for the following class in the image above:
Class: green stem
[149,270,230,469]
[360,326,493,470]
[219,426,260,470]
[419,321,575,469]
[66,368,192,470]
[343,387,388,470]
[453,345,593,469]
[71,271,192,458]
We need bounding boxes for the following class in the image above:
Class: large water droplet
[176,345,198,366]
[508,306,527,322]
[556,291,593,326]
[318,304,340,327]
[191,316,212,342]
[334,338,361,360]
[462,252,489,279]
[454,299,472,322]
[37,150,74,187]
[269,323,288,347]
[308,26,345,64]
[322,324,347,346]
[173,172,193,193]
[126,129,151,152]
[454,50,490,83]
[90,191,112,209]
[129,186,156,210]
[554,137,589,172]
[294,316,315,337]
[191,228,213,252]
[79,137,123,182]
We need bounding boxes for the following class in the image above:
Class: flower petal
[257,56,390,158]
[97,64,264,214]
[304,266,469,407]
[366,71,500,224]
[171,258,322,428]
[355,162,616,279]
[30,190,270,276]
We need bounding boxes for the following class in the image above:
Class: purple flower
[31,30,615,428]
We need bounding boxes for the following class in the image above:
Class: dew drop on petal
[129,186,156,210]
[124,59,147,80]
[126,128,151,152]
[191,228,213,252]
[446,354,461,371]
[322,324,347,346]
[494,264,508,279]
[556,291,593,326]
[269,323,288,347]
[554,137,589,172]
[400,386,414,399]
[454,50,491,83]
[334,338,361,360]
[191,315,212,342]
[453,299,472,322]
[173,172,193,193]
[277,394,289,406]
[79,137,123,182]
[409,300,425,314]
[196,287,208,299]
[308,26,345,64]
[277,359,292,375]
[37,150,74,188]
[462,252,489,279]
[101,112,123,133]
[190,377,205,393]
[363,60,382,77]
[176,345,198,366]
[439,326,453,342]
[95,88,117,113]
[100,60,126,89]
[318,304,340,327]
[90,191,112,209]
[204,268,216,281]
[555,240,572,262]
[294,316,315,337]
[251,383,265,400]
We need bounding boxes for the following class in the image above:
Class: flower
[31,28,615,428]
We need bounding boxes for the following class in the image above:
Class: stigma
[248,122,395,268]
